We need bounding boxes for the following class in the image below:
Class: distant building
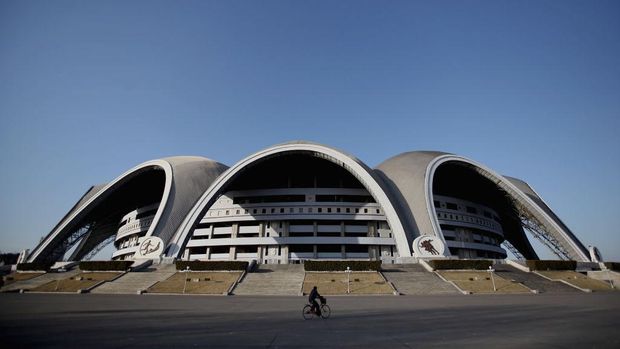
[27,141,592,265]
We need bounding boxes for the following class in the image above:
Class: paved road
[1,293,619,348]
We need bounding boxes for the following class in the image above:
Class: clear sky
[1,0,619,260]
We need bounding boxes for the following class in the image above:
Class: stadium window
[364,208,368,213]
[327,208,332,213]
[376,209,380,214]
[336,208,341,213]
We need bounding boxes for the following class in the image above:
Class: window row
[206,206,382,217]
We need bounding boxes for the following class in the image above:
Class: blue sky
[1,0,619,260]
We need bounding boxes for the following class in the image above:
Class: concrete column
[282,221,289,263]
[230,223,239,260]
[258,222,265,263]
[368,222,376,237]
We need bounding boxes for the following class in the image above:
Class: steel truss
[501,240,525,261]
[509,199,572,260]
[44,224,94,264]
[83,234,116,260]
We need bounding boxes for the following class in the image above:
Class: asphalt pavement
[1,292,619,348]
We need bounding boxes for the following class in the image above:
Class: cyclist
[308,286,322,316]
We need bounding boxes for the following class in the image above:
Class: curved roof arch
[168,141,411,258]
[28,156,227,263]
[376,152,590,261]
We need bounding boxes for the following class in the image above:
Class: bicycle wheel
[302,305,314,320]
[320,304,331,319]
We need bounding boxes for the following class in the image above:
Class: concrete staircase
[91,263,177,294]
[382,264,459,295]
[232,264,304,295]
[493,264,580,293]
[1,269,82,292]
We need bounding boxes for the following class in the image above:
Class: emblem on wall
[412,235,446,257]
[136,236,164,258]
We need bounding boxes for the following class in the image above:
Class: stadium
[24,141,596,266]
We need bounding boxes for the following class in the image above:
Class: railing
[115,217,154,241]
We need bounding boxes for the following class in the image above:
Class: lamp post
[183,266,190,294]
[345,266,351,294]
[488,266,496,292]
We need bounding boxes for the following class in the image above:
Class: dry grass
[302,272,393,295]
[2,272,44,286]
[438,271,531,294]
[537,271,616,291]
[31,272,122,292]
[147,272,242,294]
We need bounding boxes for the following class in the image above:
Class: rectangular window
[466,206,477,214]
[317,244,341,253]
[289,244,313,253]
[434,200,441,208]
[446,203,458,210]
[345,245,368,253]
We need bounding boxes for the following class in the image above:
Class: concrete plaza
[1,293,618,348]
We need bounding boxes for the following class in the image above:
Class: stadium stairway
[1,269,82,292]
[493,263,580,293]
[382,264,459,295]
[91,263,177,294]
[232,264,304,295]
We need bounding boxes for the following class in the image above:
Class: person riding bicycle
[309,286,322,316]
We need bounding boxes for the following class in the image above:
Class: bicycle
[302,297,331,319]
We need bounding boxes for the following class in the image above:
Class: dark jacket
[309,288,320,302]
